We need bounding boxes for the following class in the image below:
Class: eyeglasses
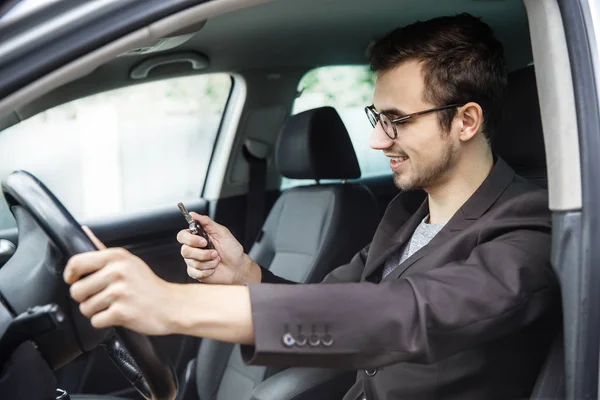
[364,104,464,140]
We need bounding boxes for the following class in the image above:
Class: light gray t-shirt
[381,216,446,279]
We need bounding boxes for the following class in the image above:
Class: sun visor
[119,20,206,57]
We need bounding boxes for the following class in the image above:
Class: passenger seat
[187,106,380,400]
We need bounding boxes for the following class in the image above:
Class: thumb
[82,226,107,250]
[189,212,226,237]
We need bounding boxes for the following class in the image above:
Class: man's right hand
[176,212,262,285]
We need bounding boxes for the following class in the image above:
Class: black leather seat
[188,107,380,400]
[493,65,565,399]
[494,65,547,188]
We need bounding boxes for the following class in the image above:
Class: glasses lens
[365,107,378,128]
[380,114,395,138]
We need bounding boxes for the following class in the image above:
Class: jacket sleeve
[241,199,558,369]
[259,244,370,284]
[259,266,297,284]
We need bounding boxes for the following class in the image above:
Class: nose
[369,122,394,150]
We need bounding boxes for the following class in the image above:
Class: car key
[177,202,213,249]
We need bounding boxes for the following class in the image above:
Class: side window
[282,66,390,190]
[0,74,232,230]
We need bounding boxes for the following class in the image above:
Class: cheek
[404,134,450,168]
[401,130,438,159]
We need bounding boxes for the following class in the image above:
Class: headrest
[493,65,546,173]
[275,106,361,180]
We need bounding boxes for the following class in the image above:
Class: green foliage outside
[298,66,376,107]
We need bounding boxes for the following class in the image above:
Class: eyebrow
[378,107,407,117]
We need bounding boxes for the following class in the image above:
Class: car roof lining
[0,0,275,122]
[0,0,533,130]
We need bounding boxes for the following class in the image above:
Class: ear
[456,102,484,142]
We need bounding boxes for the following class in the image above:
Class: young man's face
[370,59,460,191]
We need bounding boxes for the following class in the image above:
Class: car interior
[0,0,584,399]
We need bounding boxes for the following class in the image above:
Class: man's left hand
[63,227,179,336]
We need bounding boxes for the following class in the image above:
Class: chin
[393,173,418,191]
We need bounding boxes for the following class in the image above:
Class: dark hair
[370,13,507,140]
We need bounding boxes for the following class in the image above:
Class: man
[64,13,560,399]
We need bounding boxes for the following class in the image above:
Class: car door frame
[526,0,600,398]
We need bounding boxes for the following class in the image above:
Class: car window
[0,74,232,230]
[281,66,390,190]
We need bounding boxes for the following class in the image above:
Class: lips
[388,155,409,171]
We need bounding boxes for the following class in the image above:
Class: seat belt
[242,139,269,251]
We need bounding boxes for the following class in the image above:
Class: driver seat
[493,65,565,399]
[187,106,379,400]
[72,109,379,400]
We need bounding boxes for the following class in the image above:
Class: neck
[425,147,494,224]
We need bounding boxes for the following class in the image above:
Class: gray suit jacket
[243,158,561,400]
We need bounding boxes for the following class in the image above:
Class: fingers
[186,265,216,281]
[90,307,120,329]
[180,245,218,262]
[189,212,213,225]
[69,264,118,302]
[64,248,128,285]
[184,253,219,281]
[185,256,220,270]
[82,226,107,250]
[176,230,208,248]
[78,283,122,317]
[189,212,229,238]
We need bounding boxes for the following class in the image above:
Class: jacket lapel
[380,215,464,282]
[376,157,516,282]
[362,198,429,280]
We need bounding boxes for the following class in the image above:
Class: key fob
[188,220,213,249]
[177,202,213,249]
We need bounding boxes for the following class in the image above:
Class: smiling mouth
[388,155,409,171]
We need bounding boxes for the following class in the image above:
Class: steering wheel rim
[1,170,177,400]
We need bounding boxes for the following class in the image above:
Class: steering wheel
[0,171,177,400]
